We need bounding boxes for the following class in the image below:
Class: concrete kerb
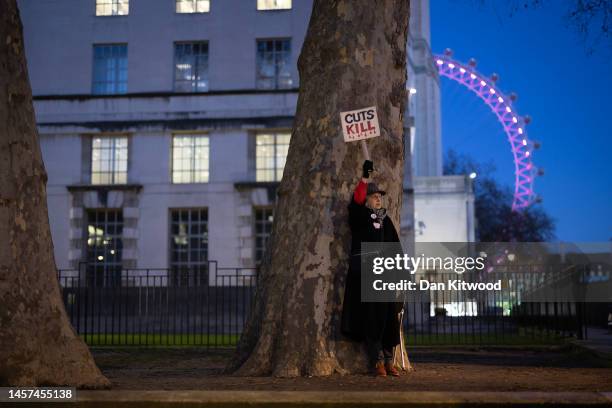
[61,390,612,407]
[568,339,612,364]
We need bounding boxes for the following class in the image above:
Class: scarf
[368,206,387,223]
[373,207,387,221]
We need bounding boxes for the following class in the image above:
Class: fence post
[576,301,585,340]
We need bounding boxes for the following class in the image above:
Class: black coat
[340,196,404,345]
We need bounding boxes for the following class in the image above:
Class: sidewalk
[70,390,612,407]
[573,326,612,359]
[88,347,612,393]
[17,347,606,407]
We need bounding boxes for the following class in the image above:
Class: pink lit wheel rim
[434,52,539,211]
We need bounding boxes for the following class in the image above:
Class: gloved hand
[362,160,374,179]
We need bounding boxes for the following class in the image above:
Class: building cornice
[67,183,143,192]
[33,88,300,101]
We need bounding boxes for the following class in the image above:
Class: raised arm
[353,179,367,205]
[352,160,373,205]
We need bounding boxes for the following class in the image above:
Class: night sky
[430,0,612,242]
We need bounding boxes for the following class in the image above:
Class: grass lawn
[81,333,240,347]
[406,332,567,346]
[82,328,568,347]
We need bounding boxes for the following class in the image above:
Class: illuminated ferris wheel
[433,49,543,211]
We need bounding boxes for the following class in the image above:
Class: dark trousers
[365,337,394,365]
[365,303,397,365]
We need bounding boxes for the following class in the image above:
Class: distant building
[405,0,475,242]
[18,0,474,284]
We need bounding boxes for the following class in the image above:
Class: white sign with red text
[340,106,381,142]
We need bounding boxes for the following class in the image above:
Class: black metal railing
[57,264,586,347]
[58,262,257,347]
[401,271,585,345]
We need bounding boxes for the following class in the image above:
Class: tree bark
[228,0,411,377]
[0,0,110,388]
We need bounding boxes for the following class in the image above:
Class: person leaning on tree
[341,159,404,377]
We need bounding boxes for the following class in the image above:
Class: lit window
[255,132,290,182]
[257,0,291,10]
[172,135,210,183]
[91,136,128,185]
[174,42,209,92]
[254,207,273,264]
[96,0,129,16]
[92,44,127,95]
[170,208,208,286]
[176,0,210,13]
[256,39,292,89]
[85,210,123,287]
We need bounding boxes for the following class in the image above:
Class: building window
[255,132,290,182]
[172,135,209,183]
[174,42,209,92]
[254,207,273,264]
[170,209,208,286]
[91,136,128,185]
[256,39,292,89]
[257,0,291,10]
[176,0,210,13]
[96,0,129,16]
[86,210,123,287]
[92,44,127,94]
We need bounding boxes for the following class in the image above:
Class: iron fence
[57,263,586,347]
[58,262,256,347]
[401,271,586,345]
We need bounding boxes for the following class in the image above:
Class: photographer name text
[373,279,503,291]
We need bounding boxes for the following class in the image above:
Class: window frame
[253,206,274,265]
[256,0,292,11]
[255,38,292,90]
[175,0,211,13]
[254,130,291,182]
[90,134,129,185]
[92,43,128,95]
[170,133,210,184]
[168,207,209,287]
[173,41,210,93]
[95,0,129,16]
[84,209,124,287]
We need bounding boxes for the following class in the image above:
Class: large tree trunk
[0,0,110,388]
[228,0,411,377]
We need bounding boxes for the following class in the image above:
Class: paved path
[574,326,612,358]
[65,390,612,407]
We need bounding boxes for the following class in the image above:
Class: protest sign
[340,106,381,142]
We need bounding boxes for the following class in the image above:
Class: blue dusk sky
[430,0,612,242]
